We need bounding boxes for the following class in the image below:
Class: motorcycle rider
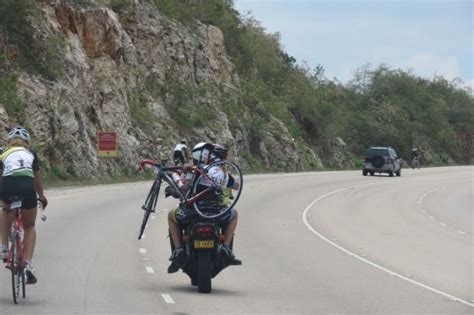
[167,142,242,273]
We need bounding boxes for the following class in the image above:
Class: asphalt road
[0,166,472,314]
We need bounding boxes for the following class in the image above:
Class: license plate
[194,240,214,248]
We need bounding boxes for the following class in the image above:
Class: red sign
[98,132,118,157]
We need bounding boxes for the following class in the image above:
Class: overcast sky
[233,0,473,89]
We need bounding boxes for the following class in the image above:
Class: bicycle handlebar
[137,159,159,171]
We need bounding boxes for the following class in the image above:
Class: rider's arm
[32,152,47,207]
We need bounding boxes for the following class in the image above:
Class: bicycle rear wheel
[192,160,243,219]
[138,179,161,240]
[21,268,26,298]
[10,236,20,304]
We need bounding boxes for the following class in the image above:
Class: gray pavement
[0,166,472,314]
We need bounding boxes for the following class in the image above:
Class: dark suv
[362,146,402,177]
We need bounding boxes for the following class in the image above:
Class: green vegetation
[0,72,23,115]
[152,0,473,166]
[0,0,64,80]
[128,89,156,133]
[2,0,472,176]
[161,81,218,128]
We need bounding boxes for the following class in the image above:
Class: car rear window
[365,148,389,157]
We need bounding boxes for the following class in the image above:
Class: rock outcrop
[0,0,349,178]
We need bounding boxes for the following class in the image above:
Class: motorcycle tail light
[195,226,214,235]
[218,234,225,241]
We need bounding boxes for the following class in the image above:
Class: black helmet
[211,143,228,160]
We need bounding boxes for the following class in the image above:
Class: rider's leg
[167,208,187,272]
[224,209,238,247]
[168,210,182,248]
[1,203,12,259]
[21,207,38,262]
[220,209,242,265]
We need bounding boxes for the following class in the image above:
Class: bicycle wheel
[21,267,26,298]
[138,179,161,240]
[191,160,243,219]
[10,236,20,304]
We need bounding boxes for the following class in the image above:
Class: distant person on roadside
[411,147,421,169]
[0,127,48,284]
[173,140,189,166]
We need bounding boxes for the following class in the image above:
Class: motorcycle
[170,218,234,293]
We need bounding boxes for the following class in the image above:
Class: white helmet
[192,142,214,165]
[7,126,31,143]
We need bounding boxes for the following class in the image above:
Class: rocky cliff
[0,0,349,178]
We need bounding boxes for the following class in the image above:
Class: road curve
[0,166,472,314]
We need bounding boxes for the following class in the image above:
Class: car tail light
[195,225,214,235]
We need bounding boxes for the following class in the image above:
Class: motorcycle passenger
[0,127,48,284]
[173,140,189,166]
[167,142,241,273]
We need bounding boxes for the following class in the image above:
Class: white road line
[302,184,474,308]
[429,216,434,220]
[163,208,169,212]
[458,231,466,235]
[139,248,147,254]
[440,222,447,227]
[161,294,175,304]
[145,267,155,274]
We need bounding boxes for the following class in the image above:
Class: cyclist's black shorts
[1,176,37,210]
[173,150,185,165]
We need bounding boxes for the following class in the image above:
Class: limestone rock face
[0,0,351,177]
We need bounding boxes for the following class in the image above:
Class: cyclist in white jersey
[0,127,48,284]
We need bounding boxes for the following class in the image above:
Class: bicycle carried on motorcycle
[136,159,243,293]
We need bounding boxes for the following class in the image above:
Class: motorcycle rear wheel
[197,250,212,293]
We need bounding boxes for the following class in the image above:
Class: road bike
[136,159,243,240]
[5,198,46,304]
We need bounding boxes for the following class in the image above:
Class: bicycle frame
[5,203,27,304]
[139,160,218,207]
[6,208,26,271]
